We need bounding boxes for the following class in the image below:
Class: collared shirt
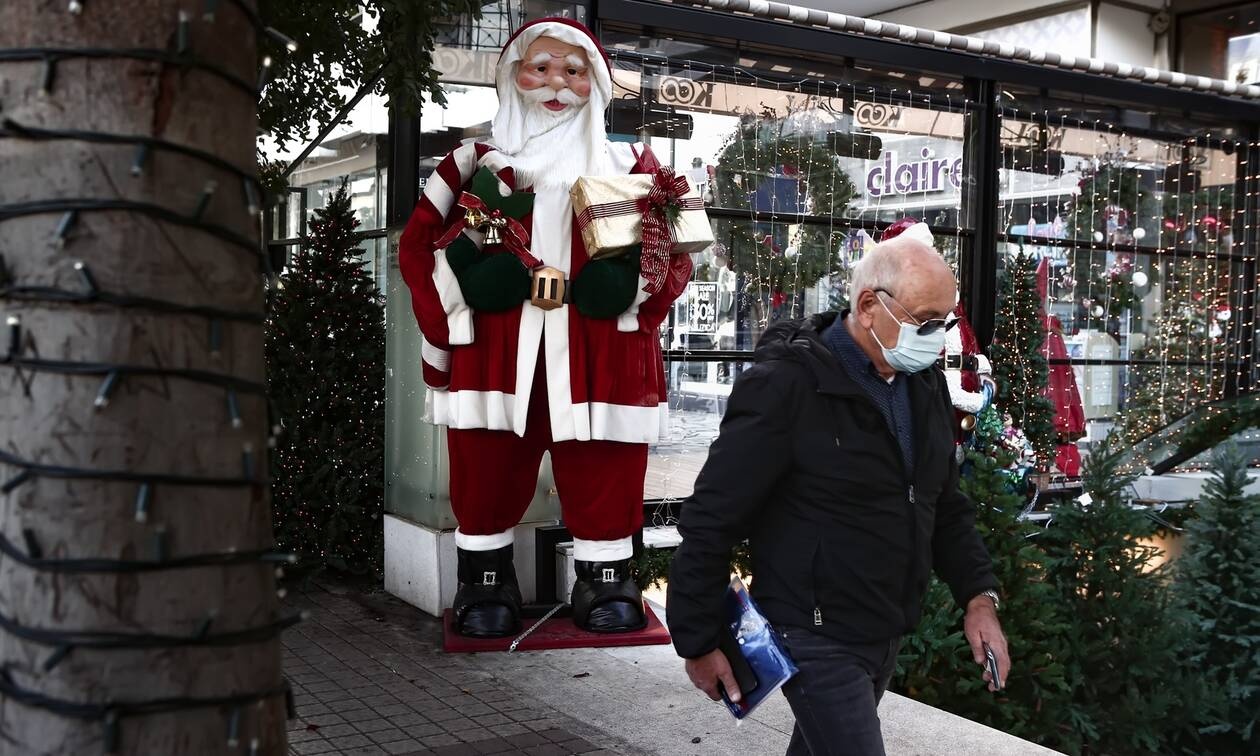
[822,311,915,476]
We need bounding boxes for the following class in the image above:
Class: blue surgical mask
[870,297,946,374]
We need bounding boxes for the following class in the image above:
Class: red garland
[636,168,691,294]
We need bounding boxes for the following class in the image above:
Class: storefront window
[597,53,978,500]
[1179,2,1260,82]
[610,58,974,344]
[998,107,1246,443]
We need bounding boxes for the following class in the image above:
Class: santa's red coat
[398,141,692,444]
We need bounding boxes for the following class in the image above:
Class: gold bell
[482,216,505,247]
[960,414,977,432]
[463,206,486,229]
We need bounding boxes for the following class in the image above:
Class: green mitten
[458,252,531,312]
[571,248,641,320]
[444,235,481,275]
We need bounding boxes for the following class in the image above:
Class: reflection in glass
[995,106,1248,451]
[1116,394,1260,476]
[607,57,973,351]
[647,359,752,503]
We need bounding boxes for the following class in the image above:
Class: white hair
[849,240,912,303]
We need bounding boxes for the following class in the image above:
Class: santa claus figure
[880,218,994,456]
[942,302,996,457]
[398,19,691,638]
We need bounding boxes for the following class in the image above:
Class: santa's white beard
[504,99,608,190]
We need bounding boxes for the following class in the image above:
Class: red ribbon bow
[636,168,691,294]
[436,192,541,270]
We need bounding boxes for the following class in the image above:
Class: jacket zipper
[828,383,921,629]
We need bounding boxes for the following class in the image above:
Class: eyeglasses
[873,288,959,336]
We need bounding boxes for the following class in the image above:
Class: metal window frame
[594,0,1260,122]
[589,0,1260,347]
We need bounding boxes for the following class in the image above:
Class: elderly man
[667,231,1009,755]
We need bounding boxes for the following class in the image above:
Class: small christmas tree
[1035,438,1205,754]
[265,181,385,577]
[1173,443,1260,754]
[990,251,1056,467]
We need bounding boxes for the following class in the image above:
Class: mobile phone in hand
[982,641,1003,691]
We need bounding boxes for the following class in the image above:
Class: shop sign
[687,282,719,335]
[866,148,964,198]
[434,45,498,86]
[652,75,716,109]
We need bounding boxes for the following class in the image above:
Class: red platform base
[442,604,671,653]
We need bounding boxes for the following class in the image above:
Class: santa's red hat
[492,18,612,162]
[500,18,611,70]
[880,216,935,247]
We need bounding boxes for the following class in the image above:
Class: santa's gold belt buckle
[530,266,568,311]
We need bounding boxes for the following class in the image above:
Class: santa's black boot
[453,546,523,638]
[571,558,647,634]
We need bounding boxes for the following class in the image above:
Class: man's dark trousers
[779,626,901,756]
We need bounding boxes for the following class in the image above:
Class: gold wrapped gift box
[570,174,715,260]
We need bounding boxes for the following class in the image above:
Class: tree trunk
[1,3,286,754]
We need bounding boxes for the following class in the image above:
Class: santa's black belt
[529,272,574,305]
[936,354,978,371]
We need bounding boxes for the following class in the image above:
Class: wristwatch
[978,589,1000,611]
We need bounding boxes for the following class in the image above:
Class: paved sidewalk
[283,580,1061,756]
[282,581,639,756]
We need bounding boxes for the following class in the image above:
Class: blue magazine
[720,576,798,719]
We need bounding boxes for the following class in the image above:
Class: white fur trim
[606,141,642,173]
[945,370,988,414]
[423,389,435,422]
[428,390,666,444]
[545,304,579,441]
[902,222,935,248]
[429,389,518,433]
[975,354,992,375]
[533,184,574,272]
[573,536,633,561]
[420,336,451,373]
[433,248,474,345]
[456,528,515,551]
[512,305,545,436]
[617,275,652,333]
[583,401,668,444]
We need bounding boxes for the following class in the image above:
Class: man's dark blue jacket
[667,311,999,659]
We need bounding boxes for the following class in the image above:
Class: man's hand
[964,594,1009,692]
[684,648,741,703]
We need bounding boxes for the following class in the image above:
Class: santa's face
[515,37,592,116]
